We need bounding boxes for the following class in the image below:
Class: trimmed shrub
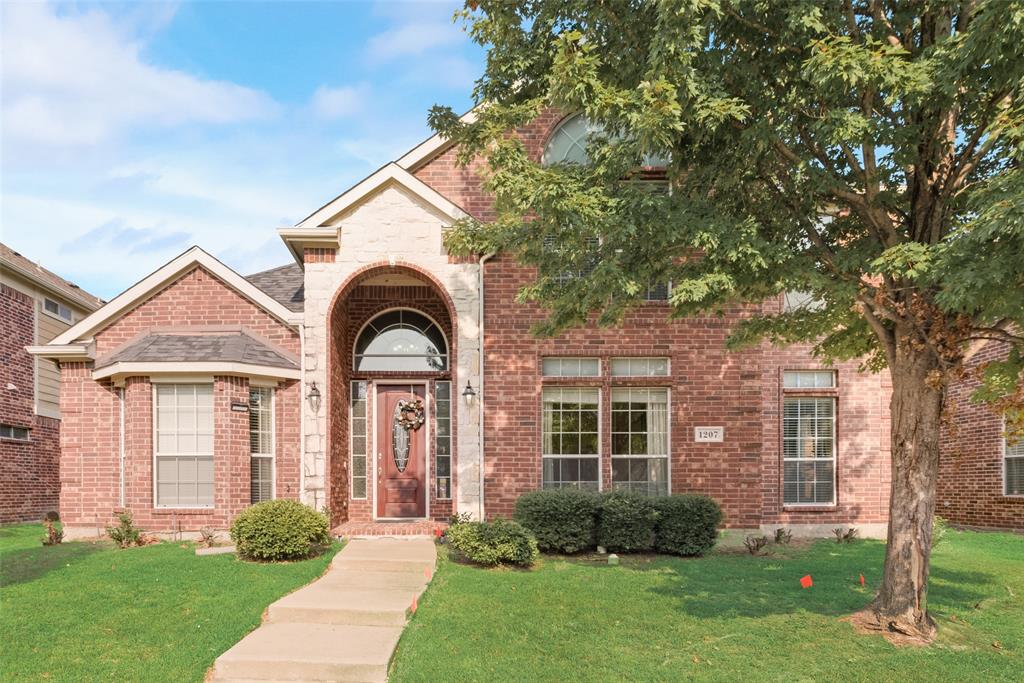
[230,500,331,561]
[653,494,722,556]
[514,489,600,553]
[447,519,539,567]
[597,492,658,552]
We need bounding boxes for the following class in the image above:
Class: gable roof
[395,107,479,172]
[245,263,304,312]
[46,246,301,349]
[1,242,104,311]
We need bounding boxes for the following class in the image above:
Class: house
[30,111,896,539]
[939,341,1024,532]
[1,244,103,523]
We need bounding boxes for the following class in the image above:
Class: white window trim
[541,386,603,491]
[0,424,31,441]
[540,357,602,378]
[782,395,837,507]
[609,357,671,377]
[1004,416,1024,498]
[42,297,73,323]
[250,387,275,502]
[350,381,368,500]
[152,383,215,509]
[351,307,450,373]
[434,380,453,500]
[782,369,837,389]
[610,387,671,495]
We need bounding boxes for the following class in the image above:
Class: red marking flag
[424,567,432,580]
[859,574,865,587]
[411,594,418,613]
[800,575,813,589]
[434,527,443,538]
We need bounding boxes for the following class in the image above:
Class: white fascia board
[395,107,480,172]
[92,361,301,383]
[50,246,299,346]
[25,344,93,361]
[295,163,468,231]
[276,228,341,266]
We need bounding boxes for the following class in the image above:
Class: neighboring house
[939,341,1024,532]
[1,244,103,523]
[31,110,896,539]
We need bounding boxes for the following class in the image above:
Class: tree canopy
[434,0,1024,396]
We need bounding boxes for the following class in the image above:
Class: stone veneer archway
[325,263,459,527]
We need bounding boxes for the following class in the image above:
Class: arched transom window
[542,113,670,167]
[353,309,448,372]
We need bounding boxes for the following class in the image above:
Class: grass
[391,531,1023,682]
[0,523,339,682]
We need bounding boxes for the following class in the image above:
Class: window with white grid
[541,357,600,377]
[249,387,274,504]
[435,381,452,499]
[610,357,669,377]
[350,381,368,499]
[611,388,669,496]
[1006,420,1024,496]
[542,387,600,490]
[154,384,214,508]
[783,397,836,505]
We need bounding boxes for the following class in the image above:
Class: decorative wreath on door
[395,399,425,431]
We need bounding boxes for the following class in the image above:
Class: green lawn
[0,523,338,682]
[391,531,1023,682]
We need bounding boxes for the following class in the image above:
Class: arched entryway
[326,265,457,527]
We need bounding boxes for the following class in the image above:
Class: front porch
[333,519,448,538]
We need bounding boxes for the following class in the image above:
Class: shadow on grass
[558,540,995,621]
[1,541,109,588]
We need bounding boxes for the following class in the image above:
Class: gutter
[477,252,495,520]
[119,387,126,508]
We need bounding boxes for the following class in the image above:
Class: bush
[514,489,600,553]
[447,519,539,567]
[107,512,142,548]
[653,495,722,556]
[597,492,658,552]
[230,500,331,561]
[41,518,63,546]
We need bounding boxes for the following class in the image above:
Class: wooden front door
[376,384,428,518]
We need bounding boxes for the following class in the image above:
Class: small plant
[933,515,952,548]
[41,518,63,546]
[448,511,473,527]
[107,512,143,548]
[774,527,792,544]
[231,500,331,561]
[744,534,769,555]
[198,526,219,548]
[834,527,859,543]
[447,518,539,567]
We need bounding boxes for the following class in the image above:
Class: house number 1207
[694,427,724,442]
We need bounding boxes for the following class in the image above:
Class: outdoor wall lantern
[462,380,477,407]
[307,382,322,414]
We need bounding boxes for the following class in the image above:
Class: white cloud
[366,21,465,62]
[310,84,369,120]
[0,3,278,150]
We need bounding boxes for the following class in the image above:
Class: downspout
[477,252,496,520]
[299,323,306,506]
[118,386,125,508]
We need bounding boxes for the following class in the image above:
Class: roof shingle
[245,263,304,312]
[96,332,299,370]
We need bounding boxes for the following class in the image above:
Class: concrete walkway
[212,538,436,683]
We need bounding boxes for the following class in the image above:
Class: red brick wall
[58,267,301,533]
[481,255,892,527]
[939,342,1024,531]
[1,283,61,523]
[95,266,298,357]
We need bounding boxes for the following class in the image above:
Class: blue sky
[1,1,483,299]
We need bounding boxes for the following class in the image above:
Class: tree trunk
[858,345,944,642]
